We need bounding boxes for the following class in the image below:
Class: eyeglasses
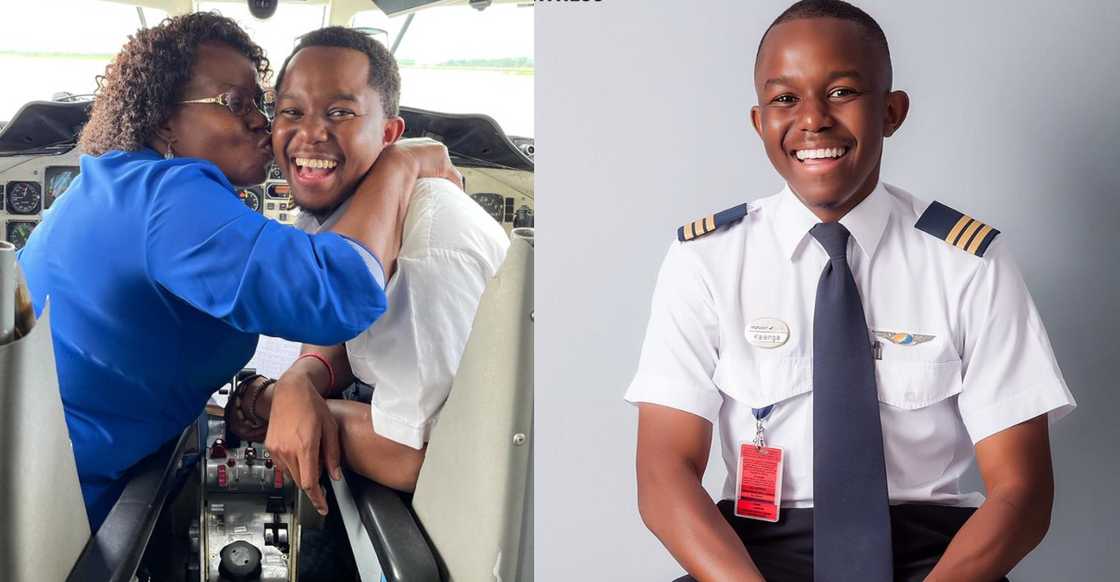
[179,86,276,120]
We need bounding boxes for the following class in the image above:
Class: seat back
[412,229,534,582]
[0,246,90,581]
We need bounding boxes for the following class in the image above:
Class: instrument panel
[238,186,263,213]
[471,192,505,222]
[6,181,42,215]
[0,153,67,248]
[1,150,88,246]
[44,165,79,209]
[0,151,533,250]
[262,180,297,224]
[251,162,534,233]
[462,167,534,232]
[6,221,36,248]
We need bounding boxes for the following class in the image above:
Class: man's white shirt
[625,182,1075,507]
[298,177,510,449]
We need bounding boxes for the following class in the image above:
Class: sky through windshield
[0,0,533,136]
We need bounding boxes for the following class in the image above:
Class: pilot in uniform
[625,181,1076,580]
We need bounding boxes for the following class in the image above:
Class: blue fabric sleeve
[339,235,386,290]
[145,163,386,345]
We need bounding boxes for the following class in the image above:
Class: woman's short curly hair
[79,12,271,155]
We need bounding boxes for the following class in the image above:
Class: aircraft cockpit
[0,2,533,581]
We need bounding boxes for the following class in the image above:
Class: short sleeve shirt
[297,178,509,449]
[625,182,1075,507]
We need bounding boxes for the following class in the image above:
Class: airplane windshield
[352,4,534,137]
[0,1,533,139]
[0,1,168,120]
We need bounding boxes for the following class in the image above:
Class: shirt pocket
[713,355,812,409]
[714,355,814,491]
[875,358,963,409]
[874,356,966,492]
[872,328,962,408]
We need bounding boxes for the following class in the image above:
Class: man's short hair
[276,26,400,118]
[757,0,892,87]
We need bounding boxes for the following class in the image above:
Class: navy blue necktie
[810,222,892,582]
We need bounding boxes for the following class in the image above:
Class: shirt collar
[773,181,891,261]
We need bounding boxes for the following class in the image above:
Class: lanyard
[752,405,774,449]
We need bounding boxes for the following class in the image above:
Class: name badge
[735,443,783,522]
[747,318,790,349]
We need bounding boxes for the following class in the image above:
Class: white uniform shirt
[625,182,1075,507]
[298,178,509,449]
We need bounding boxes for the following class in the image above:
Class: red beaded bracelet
[297,352,335,392]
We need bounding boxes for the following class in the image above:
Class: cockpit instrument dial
[238,187,263,212]
[470,192,505,223]
[266,183,290,199]
[267,163,284,181]
[6,221,38,249]
[5,181,42,215]
[44,166,79,209]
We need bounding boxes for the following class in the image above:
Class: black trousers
[673,501,1010,582]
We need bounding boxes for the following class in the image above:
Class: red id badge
[735,443,783,522]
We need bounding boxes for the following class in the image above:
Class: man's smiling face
[272,46,403,215]
[751,17,908,221]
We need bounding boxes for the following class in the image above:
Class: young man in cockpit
[226,27,509,516]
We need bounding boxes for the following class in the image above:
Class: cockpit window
[1,2,532,140]
[351,4,534,138]
[0,1,168,121]
[195,1,329,78]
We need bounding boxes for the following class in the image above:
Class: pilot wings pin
[871,330,935,346]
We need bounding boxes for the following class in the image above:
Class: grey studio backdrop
[536,1,1120,580]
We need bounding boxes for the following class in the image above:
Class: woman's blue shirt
[17,149,386,529]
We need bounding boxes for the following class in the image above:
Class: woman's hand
[263,370,343,516]
[379,138,462,188]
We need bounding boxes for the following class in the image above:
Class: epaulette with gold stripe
[677,203,750,242]
[914,201,1000,257]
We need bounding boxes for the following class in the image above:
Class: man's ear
[750,105,763,139]
[382,116,406,145]
[883,90,910,137]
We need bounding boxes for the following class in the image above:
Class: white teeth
[294,157,338,169]
[795,147,847,161]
